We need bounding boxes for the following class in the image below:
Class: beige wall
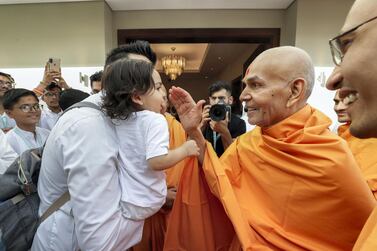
[0,1,106,68]
[295,0,354,66]
[281,0,297,46]
[113,9,285,29]
[104,2,115,53]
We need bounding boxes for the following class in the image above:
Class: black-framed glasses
[18,103,41,113]
[0,80,14,89]
[329,15,377,66]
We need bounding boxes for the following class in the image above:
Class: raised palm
[169,86,205,134]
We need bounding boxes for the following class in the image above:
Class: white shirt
[32,93,143,251]
[0,112,16,130]
[0,130,17,174]
[39,106,63,130]
[116,110,168,220]
[5,126,50,155]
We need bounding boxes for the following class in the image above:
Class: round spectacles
[0,80,14,89]
[18,103,41,113]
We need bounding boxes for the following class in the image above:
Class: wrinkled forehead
[342,0,377,32]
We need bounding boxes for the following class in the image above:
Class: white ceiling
[0,0,295,10]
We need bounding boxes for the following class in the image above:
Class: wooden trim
[117,28,280,47]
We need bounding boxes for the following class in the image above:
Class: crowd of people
[1,0,377,250]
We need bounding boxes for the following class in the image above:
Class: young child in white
[101,57,199,224]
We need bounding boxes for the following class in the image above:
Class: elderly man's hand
[169,86,206,134]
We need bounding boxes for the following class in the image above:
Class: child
[3,88,50,155]
[101,57,199,223]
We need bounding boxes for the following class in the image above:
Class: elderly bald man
[326,0,377,250]
[168,46,375,250]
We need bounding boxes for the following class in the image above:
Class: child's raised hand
[183,139,200,157]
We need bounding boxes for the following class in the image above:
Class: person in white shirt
[40,82,63,130]
[3,88,49,155]
[0,72,16,133]
[0,129,17,174]
[32,41,166,251]
[101,58,199,222]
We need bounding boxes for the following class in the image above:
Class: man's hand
[209,112,229,134]
[162,187,177,210]
[183,139,200,157]
[200,105,211,131]
[41,63,60,87]
[169,86,206,134]
[56,74,70,90]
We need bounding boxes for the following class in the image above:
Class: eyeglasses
[329,15,377,66]
[44,92,60,98]
[0,80,14,89]
[18,103,41,113]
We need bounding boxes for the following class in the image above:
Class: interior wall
[0,1,106,68]
[218,44,259,82]
[104,2,115,53]
[295,0,354,66]
[281,0,297,46]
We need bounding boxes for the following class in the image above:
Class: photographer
[201,81,246,156]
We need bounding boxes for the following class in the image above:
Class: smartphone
[48,58,61,72]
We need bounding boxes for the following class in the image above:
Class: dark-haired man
[33,40,159,251]
[201,81,246,156]
[40,83,63,130]
[0,72,16,132]
[90,71,103,94]
[3,88,49,155]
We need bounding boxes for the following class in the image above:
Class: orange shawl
[338,124,377,199]
[199,105,375,250]
[131,114,188,251]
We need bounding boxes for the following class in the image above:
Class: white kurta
[32,93,143,251]
[39,106,62,130]
[5,126,50,155]
[0,130,17,174]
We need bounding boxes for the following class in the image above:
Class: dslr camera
[209,100,231,121]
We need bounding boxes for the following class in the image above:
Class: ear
[131,93,144,106]
[5,109,14,119]
[228,95,233,105]
[286,78,306,108]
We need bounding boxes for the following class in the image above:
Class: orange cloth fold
[164,157,236,251]
[338,124,377,199]
[131,114,188,251]
[199,105,375,250]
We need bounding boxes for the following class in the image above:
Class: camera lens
[209,104,227,121]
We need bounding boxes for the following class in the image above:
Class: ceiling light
[161,47,186,81]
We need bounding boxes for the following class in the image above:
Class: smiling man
[326,0,377,249]
[168,46,376,250]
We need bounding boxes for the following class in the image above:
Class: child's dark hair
[101,58,154,120]
[3,88,39,110]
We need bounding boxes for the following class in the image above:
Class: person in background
[39,82,63,130]
[332,88,377,200]
[0,72,16,133]
[58,89,90,111]
[3,88,49,155]
[0,129,17,174]
[90,71,103,95]
[33,62,69,97]
[201,81,246,156]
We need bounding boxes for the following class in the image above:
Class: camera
[209,100,231,121]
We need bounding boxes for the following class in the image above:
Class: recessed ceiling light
[218,57,222,60]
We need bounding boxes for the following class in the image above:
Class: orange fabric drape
[338,124,377,199]
[198,105,375,250]
[131,114,188,251]
[163,156,236,251]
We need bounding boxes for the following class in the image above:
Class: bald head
[245,46,314,100]
[343,0,377,32]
